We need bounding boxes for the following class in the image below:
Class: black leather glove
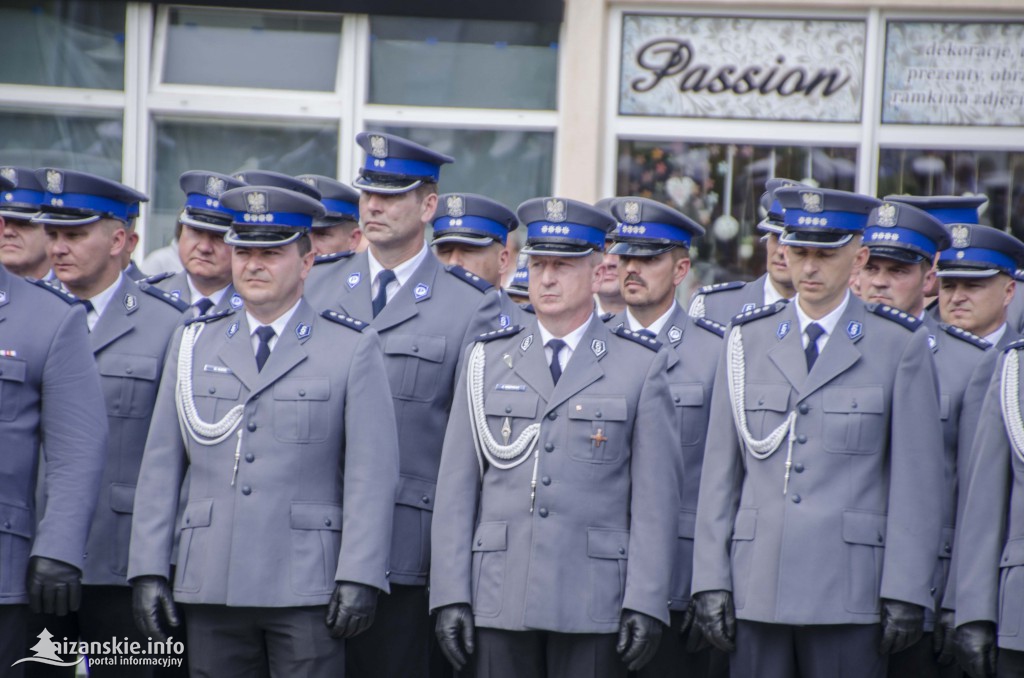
[933,608,957,666]
[616,610,663,671]
[955,621,997,678]
[27,556,82,616]
[879,599,925,655]
[435,603,475,672]
[680,599,708,653]
[693,590,736,652]
[131,575,179,642]
[325,582,378,639]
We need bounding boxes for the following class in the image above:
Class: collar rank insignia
[668,325,683,343]
[591,339,607,358]
[846,320,863,340]
[500,314,510,328]
[927,334,938,352]
[951,224,970,249]
[742,302,757,313]
[230,293,243,309]
[347,272,361,289]
[520,334,534,352]
[124,293,138,312]
[295,323,311,340]
[777,321,790,340]
[227,320,239,338]
[0,290,7,305]
[170,290,181,300]
[414,282,430,301]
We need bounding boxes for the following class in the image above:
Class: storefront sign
[620,14,865,122]
[882,22,1024,126]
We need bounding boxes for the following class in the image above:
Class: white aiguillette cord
[1001,348,1024,465]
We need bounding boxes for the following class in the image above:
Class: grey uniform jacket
[429,315,681,633]
[688,274,770,325]
[955,339,1024,651]
[148,270,242,315]
[692,297,944,625]
[606,305,724,610]
[81,276,186,585]
[304,250,500,585]
[0,269,107,603]
[127,299,400,606]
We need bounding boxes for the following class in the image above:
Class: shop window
[0,109,122,179]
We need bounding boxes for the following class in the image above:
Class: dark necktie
[81,299,95,314]
[372,269,396,318]
[804,322,825,371]
[193,297,214,317]
[547,339,566,385]
[254,325,275,372]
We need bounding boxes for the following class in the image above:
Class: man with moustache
[692,187,944,678]
[431,196,679,678]
[0,167,49,279]
[602,196,729,678]
[689,179,799,323]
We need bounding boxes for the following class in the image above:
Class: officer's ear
[672,252,691,287]
[0,215,5,233]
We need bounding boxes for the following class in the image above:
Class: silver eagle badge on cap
[206,176,226,198]
[623,200,641,225]
[951,224,970,249]
[246,191,267,214]
[877,203,898,227]
[545,199,566,223]
[46,170,63,194]
[300,176,317,187]
[370,135,388,159]
[446,195,465,218]
[800,192,822,214]
[0,168,14,184]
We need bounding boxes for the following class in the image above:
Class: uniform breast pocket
[191,374,242,422]
[98,354,160,419]
[273,378,331,443]
[743,384,791,440]
[0,357,27,422]
[823,386,886,454]
[567,396,628,463]
[670,383,705,446]
[383,334,446,403]
[484,392,539,443]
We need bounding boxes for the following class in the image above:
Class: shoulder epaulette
[27,278,77,304]
[1005,338,1024,353]
[941,323,991,350]
[184,307,234,326]
[600,312,616,323]
[694,317,727,338]
[519,303,535,315]
[139,271,174,285]
[320,310,368,332]
[445,264,494,293]
[613,325,662,351]
[474,324,523,342]
[731,301,787,326]
[698,280,746,295]
[314,250,354,265]
[139,283,190,312]
[868,303,922,331]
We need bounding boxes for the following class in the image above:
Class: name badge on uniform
[414,282,430,301]
[203,364,232,374]
[777,321,790,340]
[520,334,534,351]
[295,323,311,340]
[591,339,607,358]
[347,272,361,289]
[230,293,243,309]
[495,383,527,392]
[668,325,682,344]
[227,320,239,338]
[846,321,863,340]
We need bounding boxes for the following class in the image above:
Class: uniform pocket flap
[670,383,704,407]
[587,527,629,559]
[0,502,33,538]
[842,510,886,546]
[192,375,241,400]
[1000,538,1024,567]
[181,499,213,529]
[98,353,159,381]
[384,333,446,363]
[109,483,136,514]
[678,509,697,538]
[273,378,330,401]
[732,508,757,541]
[568,397,628,422]
[0,357,27,383]
[290,502,344,531]
[395,475,436,511]
[823,387,885,414]
[484,392,539,419]
[744,384,790,412]
[471,522,508,552]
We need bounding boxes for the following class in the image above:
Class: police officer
[430,196,680,678]
[692,187,945,678]
[594,198,627,317]
[128,185,400,677]
[28,168,187,677]
[0,173,108,678]
[295,174,363,256]
[142,171,246,317]
[602,196,729,678]
[505,251,530,305]
[0,167,49,279]
[303,132,501,678]
[431,192,520,326]
[689,178,800,323]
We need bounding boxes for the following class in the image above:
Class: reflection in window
[370,126,555,231]
[148,120,338,251]
[617,140,857,284]
[878,148,1024,238]
[369,17,559,110]
[0,110,122,179]
[163,8,341,91]
[0,1,125,89]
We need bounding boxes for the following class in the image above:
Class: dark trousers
[27,585,154,678]
[1,604,29,678]
[184,604,343,678]
[888,632,965,678]
[346,583,435,678]
[471,627,625,678]
[999,648,1024,677]
[632,610,729,678]
[731,620,886,678]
